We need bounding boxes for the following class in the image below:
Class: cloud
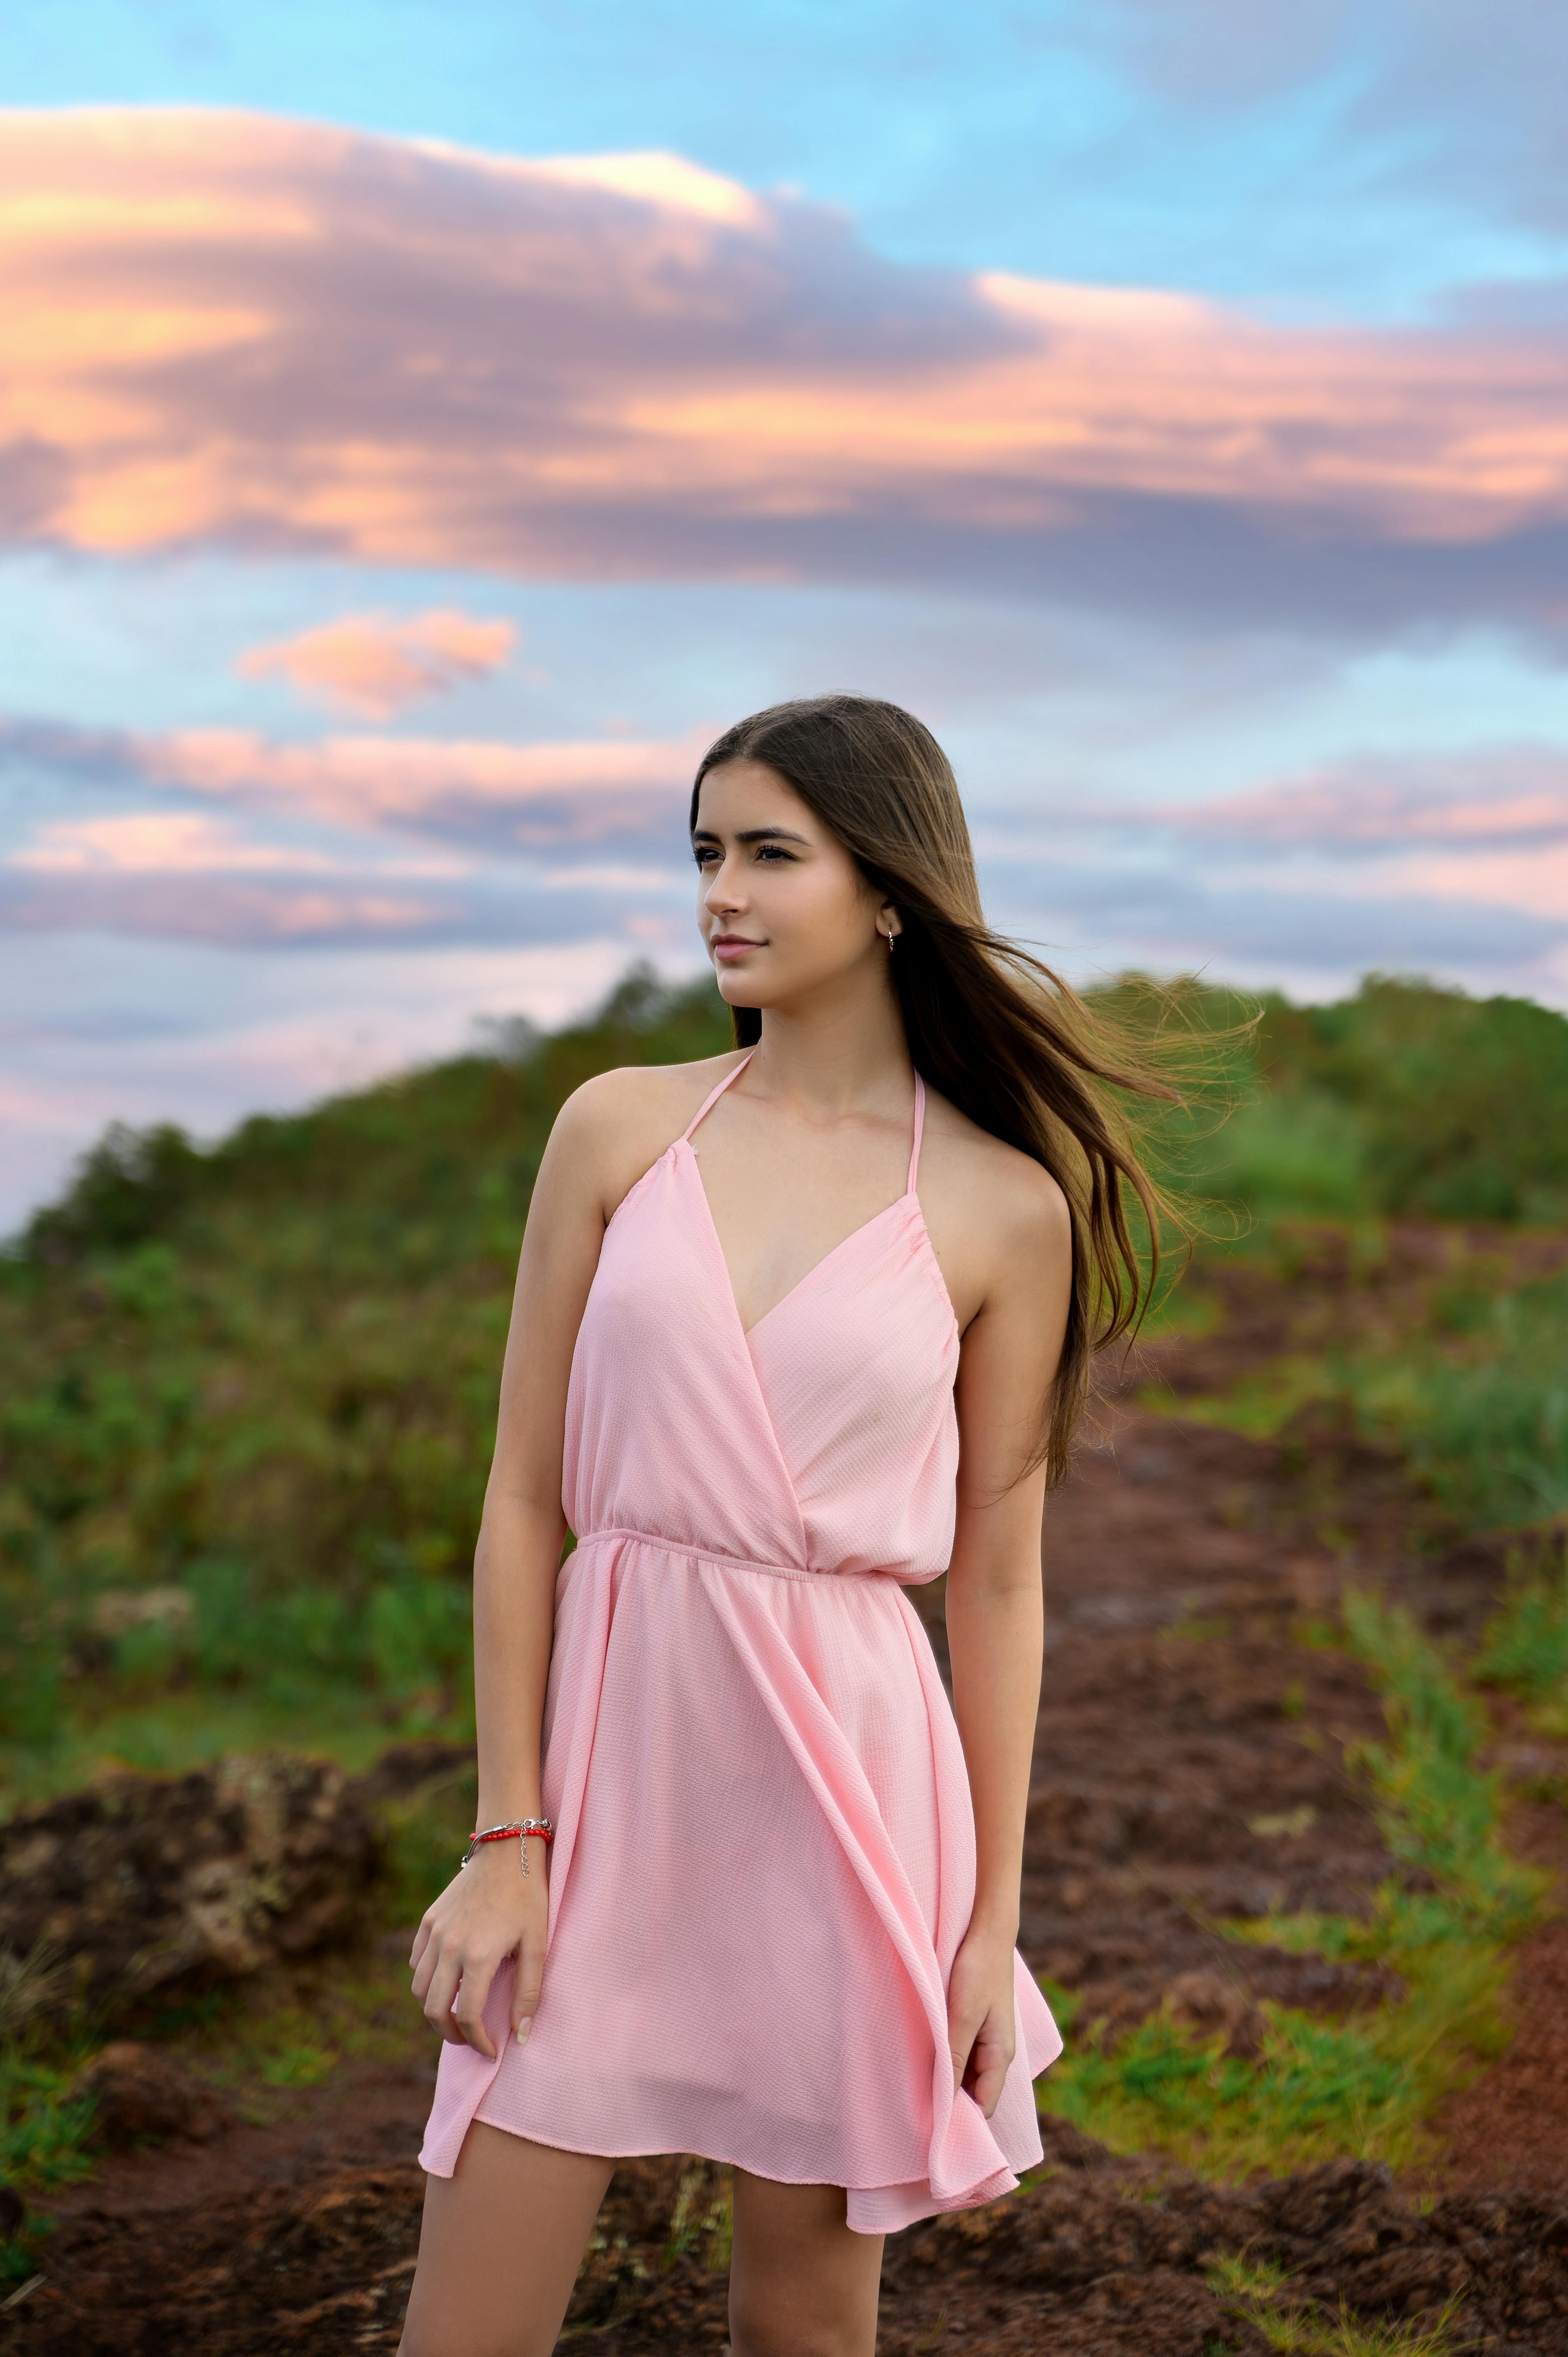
[6,109,1568,640]
[12,810,363,875]
[1098,0,1568,236]
[1120,745,1568,926]
[0,714,704,850]
[0,718,699,947]
[6,699,1566,979]
[1159,748,1568,853]
[237,608,517,716]
[0,869,463,946]
[0,836,686,949]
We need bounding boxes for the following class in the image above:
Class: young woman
[400,696,1168,2357]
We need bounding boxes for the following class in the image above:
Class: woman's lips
[712,936,763,963]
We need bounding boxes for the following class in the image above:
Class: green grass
[0,2038,101,2291]
[1475,1541,1568,1740]
[0,2050,99,2198]
[1038,1595,1546,2180]
[1206,2254,1466,2355]
[188,1945,431,2112]
[1140,1237,1568,1537]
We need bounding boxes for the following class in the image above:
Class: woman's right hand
[408,1838,550,2059]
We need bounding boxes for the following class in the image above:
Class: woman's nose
[704,860,746,913]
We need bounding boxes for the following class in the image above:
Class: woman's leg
[727,2169,885,2357]
[397,2123,616,2357]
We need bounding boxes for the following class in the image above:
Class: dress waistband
[572,1526,905,1586]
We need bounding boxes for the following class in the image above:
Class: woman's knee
[729,2288,879,2357]
[727,2176,882,2357]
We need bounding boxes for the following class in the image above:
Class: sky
[4,1,1568,1226]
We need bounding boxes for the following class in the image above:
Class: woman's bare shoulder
[922,1085,1072,1267]
[558,1052,745,1136]
[546,1054,749,1211]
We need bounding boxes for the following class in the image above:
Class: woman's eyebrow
[690,823,811,846]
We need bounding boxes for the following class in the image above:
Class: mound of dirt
[72,2041,236,2151]
[0,1754,374,2023]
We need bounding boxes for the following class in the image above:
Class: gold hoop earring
[883,928,895,953]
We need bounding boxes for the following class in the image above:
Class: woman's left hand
[946,1920,1017,2117]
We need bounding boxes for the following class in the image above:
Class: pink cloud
[129,723,703,841]
[0,713,708,860]
[10,809,467,877]
[12,811,335,875]
[237,609,517,716]
[1118,746,1568,925]
[1160,750,1568,852]
[1353,845,1568,920]
[3,105,1568,627]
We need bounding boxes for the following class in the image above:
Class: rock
[75,2041,235,2149]
[0,1753,375,2026]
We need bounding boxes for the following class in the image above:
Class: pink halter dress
[419,1053,1062,2233]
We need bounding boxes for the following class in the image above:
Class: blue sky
[10,0,1568,313]
[3,0,1568,1224]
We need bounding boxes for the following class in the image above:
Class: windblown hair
[691,693,1183,1487]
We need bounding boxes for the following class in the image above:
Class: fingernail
[516,2021,531,2045]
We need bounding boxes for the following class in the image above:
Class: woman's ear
[878,903,902,945]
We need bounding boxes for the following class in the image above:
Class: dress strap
[681,1049,756,1144]
[907,1072,927,1195]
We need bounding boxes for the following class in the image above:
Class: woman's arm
[943,1164,1072,2115]
[408,1077,633,2058]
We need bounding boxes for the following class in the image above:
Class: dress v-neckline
[682,1144,918,1344]
[678,1051,934,1347]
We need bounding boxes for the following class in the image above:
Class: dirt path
[5,1354,1568,2350]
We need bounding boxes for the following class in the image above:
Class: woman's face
[692,759,897,1012]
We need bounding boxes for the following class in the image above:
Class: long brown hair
[691,693,1183,1486]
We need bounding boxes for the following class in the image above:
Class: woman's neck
[743,966,913,1120]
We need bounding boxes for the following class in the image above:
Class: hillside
[3,966,1567,1785]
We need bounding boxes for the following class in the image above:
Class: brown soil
[5,1240,1568,2352]
[9,2114,1568,2353]
[1422,1700,1568,2204]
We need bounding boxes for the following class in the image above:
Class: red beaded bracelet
[460,1819,554,1875]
